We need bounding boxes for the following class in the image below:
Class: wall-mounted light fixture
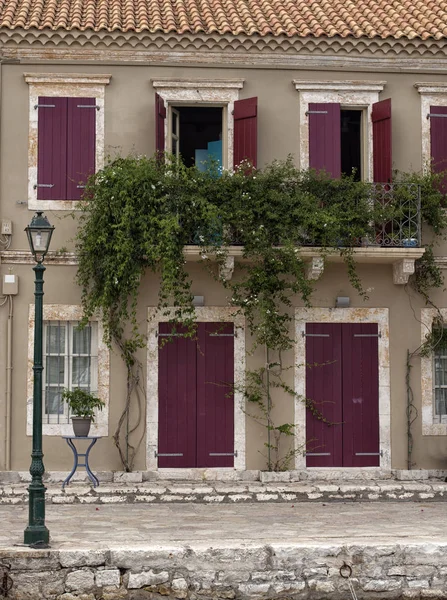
[335,296,350,308]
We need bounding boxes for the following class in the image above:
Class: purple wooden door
[67,97,96,200]
[158,322,234,468]
[372,99,392,183]
[342,323,380,467]
[37,96,68,200]
[305,323,343,467]
[233,97,258,169]
[158,323,197,467]
[305,323,379,467]
[308,102,341,178]
[196,323,235,467]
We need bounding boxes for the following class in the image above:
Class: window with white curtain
[43,321,98,423]
[434,338,447,424]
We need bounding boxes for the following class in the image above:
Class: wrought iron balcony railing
[188,182,422,249]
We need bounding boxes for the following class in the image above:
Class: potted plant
[62,388,105,437]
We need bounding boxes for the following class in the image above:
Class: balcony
[184,182,425,285]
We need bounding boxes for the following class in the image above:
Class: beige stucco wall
[1,56,447,472]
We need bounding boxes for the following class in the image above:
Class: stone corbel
[219,256,235,281]
[393,258,415,285]
[306,257,324,281]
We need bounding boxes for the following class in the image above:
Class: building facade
[1,0,447,475]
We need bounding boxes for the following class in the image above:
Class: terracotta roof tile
[1,0,447,38]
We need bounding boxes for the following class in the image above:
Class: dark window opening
[341,110,362,181]
[172,106,223,169]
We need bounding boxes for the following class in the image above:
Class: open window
[308,99,391,182]
[170,106,223,170]
[154,81,257,170]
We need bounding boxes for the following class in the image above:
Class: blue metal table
[62,436,101,490]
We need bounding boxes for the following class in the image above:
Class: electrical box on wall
[2,273,18,295]
[1,220,12,235]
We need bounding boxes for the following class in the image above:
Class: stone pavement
[2,479,447,505]
[1,500,447,599]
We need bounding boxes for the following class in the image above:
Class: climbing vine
[75,154,447,471]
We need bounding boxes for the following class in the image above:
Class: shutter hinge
[34,104,56,109]
[77,104,100,110]
[157,332,189,337]
[305,452,331,456]
[353,333,381,338]
[76,185,86,189]
[355,450,383,457]
[427,113,447,119]
[302,333,330,337]
[209,451,238,456]
[155,452,184,457]
[305,110,328,116]
[34,184,54,189]
[209,333,236,337]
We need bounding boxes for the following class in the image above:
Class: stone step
[2,479,447,505]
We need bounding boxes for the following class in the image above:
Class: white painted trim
[293,80,385,180]
[421,308,447,435]
[146,307,246,470]
[24,73,111,211]
[27,304,110,437]
[152,79,244,170]
[294,307,391,471]
[415,83,447,172]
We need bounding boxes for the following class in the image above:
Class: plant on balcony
[75,154,446,470]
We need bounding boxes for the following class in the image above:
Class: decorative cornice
[415,82,447,94]
[293,80,386,92]
[152,78,245,90]
[24,72,112,85]
[2,30,447,73]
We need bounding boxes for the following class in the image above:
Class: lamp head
[25,211,54,263]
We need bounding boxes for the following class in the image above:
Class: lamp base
[24,525,50,545]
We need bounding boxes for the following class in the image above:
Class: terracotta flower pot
[71,417,92,437]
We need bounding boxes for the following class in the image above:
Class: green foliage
[75,154,447,470]
[62,388,105,421]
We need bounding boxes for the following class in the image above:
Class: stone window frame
[146,307,246,471]
[421,308,447,435]
[24,73,111,211]
[152,78,245,170]
[27,304,110,437]
[293,80,386,181]
[294,307,391,472]
[414,82,447,170]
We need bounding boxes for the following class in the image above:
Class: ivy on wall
[75,155,447,471]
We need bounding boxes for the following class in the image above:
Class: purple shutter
[308,102,341,178]
[67,98,96,200]
[196,323,234,467]
[233,97,258,168]
[155,93,166,154]
[37,96,68,200]
[430,105,447,174]
[158,323,197,467]
[372,99,392,183]
[342,324,380,467]
[305,323,343,467]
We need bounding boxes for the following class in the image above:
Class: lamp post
[24,211,54,545]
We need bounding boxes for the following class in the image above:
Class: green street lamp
[24,211,54,545]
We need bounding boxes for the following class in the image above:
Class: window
[421,308,447,435]
[294,80,390,182]
[170,106,223,170]
[36,97,96,201]
[152,79,257,170]
[24,73,111,211]
[43,321,98,423]
[415,83,447,179]
[434,336,447,424]
[27,304,110,436]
